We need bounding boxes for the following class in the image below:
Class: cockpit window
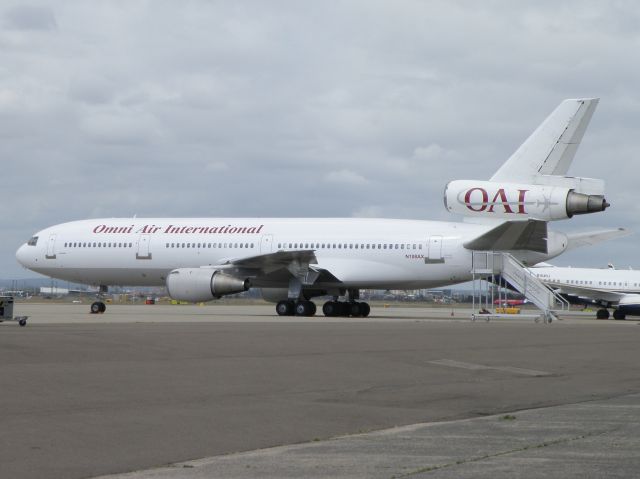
[27,236,39,246]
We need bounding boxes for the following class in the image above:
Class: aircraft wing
[225,250,317,271]
[491,98,599,183]
[221,250,342,285]
[546,282,625,304]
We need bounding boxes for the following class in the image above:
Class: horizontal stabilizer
[564,228,630,252]
[491,98,599,183]
[464,220,548,253]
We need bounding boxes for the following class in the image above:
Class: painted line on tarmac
[429,359,552,377]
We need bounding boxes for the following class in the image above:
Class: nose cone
[16,244,30,268]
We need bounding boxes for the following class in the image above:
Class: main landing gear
[276,300,317,317]
[322,300,370,317]
[595,308,627,320]
[275,299,371,317]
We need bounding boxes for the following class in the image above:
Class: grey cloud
[4,0,640,278]
[3,5,57,31]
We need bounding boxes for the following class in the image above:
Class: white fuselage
[530,266,640,294]
[15,217,560,291]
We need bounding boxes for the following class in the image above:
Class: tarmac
[1,302,639,479]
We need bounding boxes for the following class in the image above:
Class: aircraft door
[260,234,273,254]
[426,236,444,264]
[136,234,152,260]
[45,234,57,259]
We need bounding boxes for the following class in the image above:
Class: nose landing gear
[90,301,106,314]
[90,285,108,314]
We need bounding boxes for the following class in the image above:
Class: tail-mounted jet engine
[444,180,609,221]
[166,268,250,302]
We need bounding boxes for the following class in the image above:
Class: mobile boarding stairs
[470,251,569,323]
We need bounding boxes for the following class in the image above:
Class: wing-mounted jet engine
[166,268,250,302]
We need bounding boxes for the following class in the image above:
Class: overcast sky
[3,1,640,279]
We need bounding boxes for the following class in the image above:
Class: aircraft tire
[596,308,610,320]
[613,309,626,320]
[361,302,371,317]
[338,302,351,317]
[322,301,338,317]
[90,302,101,314]
[295,300,316,317]
[98,302,106,313]
[276,300,295,316]
[350,302,362,317]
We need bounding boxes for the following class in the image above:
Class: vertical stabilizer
[490,98,599,183]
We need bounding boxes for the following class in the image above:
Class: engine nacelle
[165,268,249,303]
[444,180,609,221]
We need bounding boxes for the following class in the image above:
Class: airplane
[16,98,615,317]
[529,264,640,320]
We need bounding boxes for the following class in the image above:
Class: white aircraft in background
[529,263,640,320]
[16,98,616,316]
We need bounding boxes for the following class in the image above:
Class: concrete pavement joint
[394,429,613,478]
[428,359,552,377]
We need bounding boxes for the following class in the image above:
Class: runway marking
[429,359,552,377]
